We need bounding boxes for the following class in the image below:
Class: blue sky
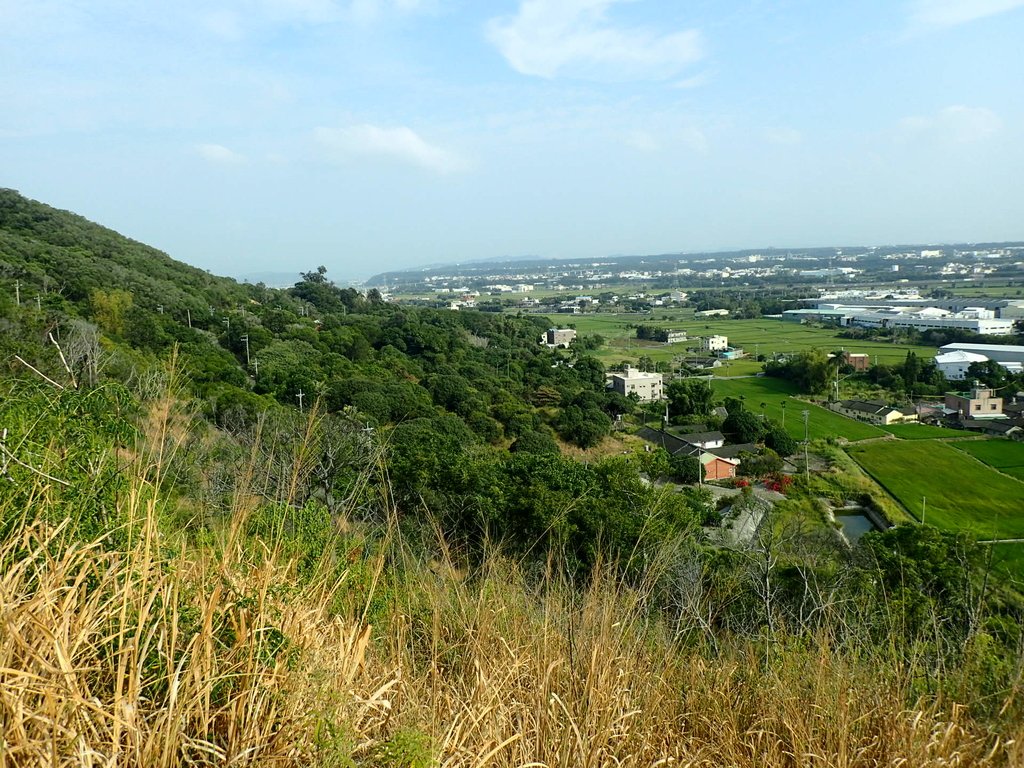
[2,0,1023,281]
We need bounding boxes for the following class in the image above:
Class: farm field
[846,440,1024,540]
[952,440,1024,482]
[543,313,938,370]
[880,423,963,440]
[709,377,887,442]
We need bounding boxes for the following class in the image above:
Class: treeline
[764,348,948,398]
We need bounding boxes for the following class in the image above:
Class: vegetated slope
[0,188,249,312]
[3,382,1023,767]
[3,193,1024,765]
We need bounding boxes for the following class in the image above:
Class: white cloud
[764,127,802,146]
[910,0,1024,27]
[313,123,467,173]
[624,130,659,152]
[198,10,245,40]
[487,0,702,81]
[195,143,247,164]
[677,124,708,154]
[671,72,709,90]
[198,0,435,31]
[897,105,1002,143]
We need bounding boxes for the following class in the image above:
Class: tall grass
[1,392,1022,766]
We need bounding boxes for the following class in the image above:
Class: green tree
[763,421,797,456]
[723,407,765,443]
[670,453,704,484]
[666,379,714,421]
[510,429,560,455]
[90,288,133,336]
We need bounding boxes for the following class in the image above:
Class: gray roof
[960,419,1019,434]
[708,443,759,459]
[635,427,691,455]
[673,423,709,434]
[838,399,897,416]
[677,431,725,444]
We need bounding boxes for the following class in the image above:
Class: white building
[695,308,730,317]
[934,350,989,380]
[848,311,1014,335]
[701,335,729,352]
[609,367,663,402]
[939,343,1024,365]
[544,328,577,348]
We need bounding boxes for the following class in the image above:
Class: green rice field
[543,313,938,371]
[709,377,887,442]
[953,440,1024,481]
[880,423,962,440]
[846,440,1024,539]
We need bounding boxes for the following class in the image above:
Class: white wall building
[849,311,1014,335]
[701,335,729,352]
[609,367,663,402]
[939,343,1024,365]
[544,328,577,348]
[934,350,989,380]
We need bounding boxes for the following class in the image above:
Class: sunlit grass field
[545,313,938,371]
[846,440,1024,539]
[880,423,964,439]
[953,439,1024,481]
[708,377,887,442]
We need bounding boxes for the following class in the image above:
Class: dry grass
[0,507,390,766]
[1,393,1022,766]
[372,548,1023,768]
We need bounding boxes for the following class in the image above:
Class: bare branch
[0,435,71,487]
[13,356,65,390]
[48,332,78,389]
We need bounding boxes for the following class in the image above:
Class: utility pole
[241,334,250,366]
[252,358,259,377]
[296,390,305,412]
[223,317,230,331]
[781,400,787,427]
[15,280,20,306]
[802,409,810,482]
[157,305,164,315]
[186,308,192,328]
[35,295,41,312]
[921,496,926,524]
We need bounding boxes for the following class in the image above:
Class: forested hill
[2,190,672,566]
[0,188,248,312]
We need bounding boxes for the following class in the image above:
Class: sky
[2,0,1023,281]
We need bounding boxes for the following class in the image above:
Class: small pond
[836,513,876,544]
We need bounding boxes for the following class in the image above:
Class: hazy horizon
[4,0,1023,281]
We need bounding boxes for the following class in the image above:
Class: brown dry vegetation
[2,397,1023,766]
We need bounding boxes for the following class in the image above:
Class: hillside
[0,189,251,314]
[1,194,1024,765]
